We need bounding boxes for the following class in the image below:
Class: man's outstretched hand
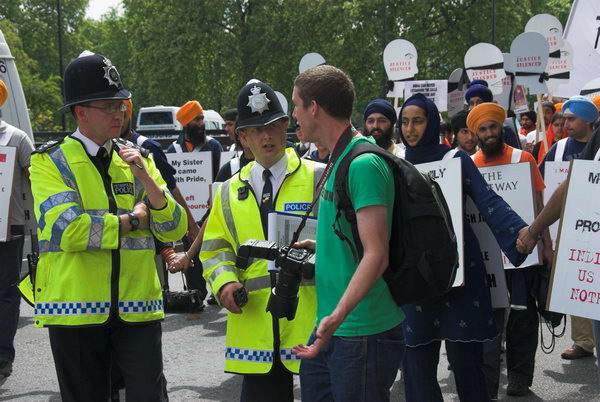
[292,313,342,359]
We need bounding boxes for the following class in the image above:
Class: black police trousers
[48,319,168,402]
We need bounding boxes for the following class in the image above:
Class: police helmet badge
[102,57,124,89]
[247,85,270,114]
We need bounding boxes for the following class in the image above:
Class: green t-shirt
[315,135,404,336]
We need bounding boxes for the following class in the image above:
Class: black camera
[236,239,315,320]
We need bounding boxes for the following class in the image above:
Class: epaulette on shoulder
[33,138,64,154]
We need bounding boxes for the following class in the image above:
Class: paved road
[1,276,599,401]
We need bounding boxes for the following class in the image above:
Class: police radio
[112,138,150,169]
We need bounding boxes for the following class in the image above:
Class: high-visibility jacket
[201,148,324,374]
[29,136,187,328]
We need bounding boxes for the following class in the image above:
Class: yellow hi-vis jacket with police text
[201,148,324,374]
[29,135,187,328]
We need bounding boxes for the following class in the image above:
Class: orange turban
[466,102,507,134]
[592,95,600,111]
[0,80,7,107]
[176,100,204,126]
[123,98,133,120]
[555,102,563,113]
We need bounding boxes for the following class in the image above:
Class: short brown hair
[294,65,355,120]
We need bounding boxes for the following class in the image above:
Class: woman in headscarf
[533,112,568,164]
[399,93,527,402]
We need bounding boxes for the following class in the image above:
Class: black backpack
[333,143,459,306]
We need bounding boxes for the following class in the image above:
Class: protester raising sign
[0,146,16,241]
[166,152,213,221]
[548,160,600,320]
[467,162,541,269]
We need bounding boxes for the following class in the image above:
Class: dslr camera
[236,239,315,320]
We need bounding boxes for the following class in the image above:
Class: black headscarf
[399,93,450,164]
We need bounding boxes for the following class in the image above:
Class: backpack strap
[553,138,568,161]
[333,143,399,262]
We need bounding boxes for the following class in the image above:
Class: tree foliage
[1,0,574,131]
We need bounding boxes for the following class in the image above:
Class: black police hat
[236,81,288,131]
[61,51,130,111]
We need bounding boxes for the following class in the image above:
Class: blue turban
[469,79,489,88]
[563,95,599,123]
[364,99,397,124]
[465,84,493,103]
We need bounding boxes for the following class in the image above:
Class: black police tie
[96,147,110,172]
[260,169,273,236]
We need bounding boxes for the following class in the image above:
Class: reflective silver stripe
[35,301,111,316]
[152,205,182,233]
[87,215,105,249]
[280,348,301,362]
[202,238,232,252]
[312,162,325,215]
[220,181,239,249]
[204,251,236,270]
[39,191,81,231]
[244,275,271,292]
[208,265,237,285]
[244,274,314,292]
[48,147,79,192]
[86,208,109,216]
[134,176,144,202]
[225,347,272,363]
[118,299,163,314]
[120,236,155,250]
[48,205,83,252]
[595,147,600,161]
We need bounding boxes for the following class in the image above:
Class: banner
[416,157,464,287]
[544,161,570,248]
[555,0,600,98]
[166,152,212,221]
[548,160,600,320]
[465,197,509,308]
[404,80,448,111]
[468,162,541,269]
[0,146,16,241]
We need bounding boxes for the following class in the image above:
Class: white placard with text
[544,161,570,248]
[166,152,212,221]
[416,158,464,287]
[0,146,16,241]
[548,160,600,320]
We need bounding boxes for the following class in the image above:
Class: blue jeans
[0,227,24,363]
[299,324,404,402]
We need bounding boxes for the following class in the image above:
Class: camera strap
[288,125,356,246]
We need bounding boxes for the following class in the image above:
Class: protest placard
[468,162,541,269]
[580,77,600,99]
[299,52,325,74]
[464,43,506,94]
[447,68,467,118]
[544,161,570,248]
[465,197,509,308]
[404,80,447,111]
[0,146,16,241]
[416,157,464,287]
[166,152,212,221]
[511,32,549,95]
[547,160,600,320]
[384,39,418,98]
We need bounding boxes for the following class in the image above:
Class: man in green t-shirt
[291,65,404,401]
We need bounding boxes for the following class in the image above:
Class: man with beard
[469,103,551,398]
[542,101,555,128]
[363,98,404,158]
[167,100,223,180]
[223,108,240,152]
[538,96,598,361]
[451,110,477,155]
[519,111,536,135]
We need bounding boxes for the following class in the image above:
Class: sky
[86,0,123,20]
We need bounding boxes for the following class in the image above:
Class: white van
[136,105,225,133]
